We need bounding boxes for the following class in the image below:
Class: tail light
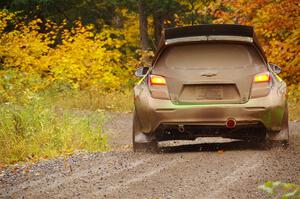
[254,73,271,83]
[148,74,169,99]
[251,72,272,98]
[149,75,166,86]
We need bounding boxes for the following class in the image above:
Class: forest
[0,0,299,165]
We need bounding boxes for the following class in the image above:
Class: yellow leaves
[0,9,138,100]
[52,21,134,90]
[0,10,15,34]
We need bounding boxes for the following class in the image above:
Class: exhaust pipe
[178,125,185,133]
[226,118,236,129]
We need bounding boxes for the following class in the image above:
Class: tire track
[205,153,263,199]
[45,154,176,199]
[89,157,182,198]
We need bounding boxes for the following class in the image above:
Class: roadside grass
[289,101,300,121]
[0,93,108,166]
[288,98,300,146]
[288,84,300,122]
[52,89,134,113]
[0,83,134,167]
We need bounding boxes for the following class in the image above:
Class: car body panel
[134,73,286,133]
[152,43,267,104]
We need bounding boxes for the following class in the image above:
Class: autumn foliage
[213,0,300,99]
[0,9,140,103]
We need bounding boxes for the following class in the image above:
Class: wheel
[132,111,159,153]
[245,136,268,149]
[264,139,289,149]
[133,141,159,153]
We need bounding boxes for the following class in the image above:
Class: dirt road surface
[0,112,299,199]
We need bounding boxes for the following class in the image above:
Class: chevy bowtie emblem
[201,73,217,77]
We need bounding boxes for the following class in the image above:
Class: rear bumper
[135,88,286,134]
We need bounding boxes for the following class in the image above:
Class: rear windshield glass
[160,43,264,70]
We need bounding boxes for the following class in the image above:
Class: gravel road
[0,112,299,199]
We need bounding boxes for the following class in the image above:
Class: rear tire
[246,137,268,149]
[266,139,289,149]
[132,111,159,153]
[133,141,159,153]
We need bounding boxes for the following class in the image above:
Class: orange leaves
[213,0,300,85]
[260,1,300,84]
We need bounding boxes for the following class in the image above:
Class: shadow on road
[160,140,267,153]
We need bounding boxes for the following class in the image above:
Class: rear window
[160,43,264,70]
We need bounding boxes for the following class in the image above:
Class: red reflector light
[149,75,166,86]
[254,73,271,83]
[226,118,236,128]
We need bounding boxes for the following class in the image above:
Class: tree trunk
[153,13,164,48]
[138,0,150,50]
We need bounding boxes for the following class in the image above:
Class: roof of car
[153,24,267,65]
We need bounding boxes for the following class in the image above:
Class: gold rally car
[133,24,289,152]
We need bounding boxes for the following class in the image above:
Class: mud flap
[132,111,156,143]
[134,133,156,143]
[267,106,289,142]
[132,111,158,153]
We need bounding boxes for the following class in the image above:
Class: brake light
[254,72,271,83]
[149,75,166,86]
[251,72,272,98]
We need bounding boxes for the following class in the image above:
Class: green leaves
[258,181,300,199]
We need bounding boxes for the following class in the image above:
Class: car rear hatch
[152,43,267,104]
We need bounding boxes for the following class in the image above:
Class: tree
[138,0,150,50]
[148,0,184,46]
[0,0,119,29]
[178,0,216,25]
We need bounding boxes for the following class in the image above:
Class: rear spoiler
[153,24,267,64]
[165,24,254,40]
[165,35,253,45]
[165,24,254,45]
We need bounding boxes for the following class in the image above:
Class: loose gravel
[0,113,299,199]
